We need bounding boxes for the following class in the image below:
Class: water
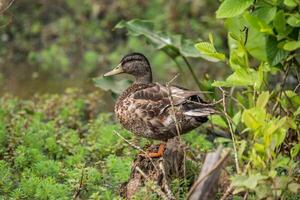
[0,63,115,111]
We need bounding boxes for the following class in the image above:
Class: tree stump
[120,137,184,199]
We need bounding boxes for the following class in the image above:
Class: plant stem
[181,56,203,91]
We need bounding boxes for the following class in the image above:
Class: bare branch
[113,130,159,172]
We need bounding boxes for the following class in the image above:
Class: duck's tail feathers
[184,107,217,117]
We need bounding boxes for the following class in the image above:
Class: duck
[104,53,216,157]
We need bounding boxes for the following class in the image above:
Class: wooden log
[188,146,230,200]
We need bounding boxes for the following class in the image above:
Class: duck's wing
[129,83,215,121]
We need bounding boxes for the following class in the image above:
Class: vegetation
[0,0,299,199]
[0,89,212,199]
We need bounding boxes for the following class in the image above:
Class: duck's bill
[103,63,124,77]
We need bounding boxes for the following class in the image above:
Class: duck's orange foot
[139,143,165,158]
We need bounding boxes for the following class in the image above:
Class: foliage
[115,19,203,59]
[203,0,300,198]
[0,89,213,199]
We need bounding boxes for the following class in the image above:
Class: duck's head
[104,53,152,84]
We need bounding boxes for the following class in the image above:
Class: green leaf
[93,76,132,94]
[294,107,300,116]
[231,173,268,190]
[254,143,265,154]
[237,140,247,159]
[284,0,298,8]
[195,42,226,62]
[267,118,287,136]
[287,13,300,27]
[212,68,261,88]
[225,17,246,38]
[216,0,253,18]
[290,144,300,159]
[266,36,288,66]
[227,31,251,69]
[115,19,203,59]
[281,90,300,108]
[211,115,227,128]
[242,108,266,130]
[252,5,276,23]
[256,91,270,108]
[283,40,300,51]
[273,10,286,34]
[232,111,242,132]
[254,184,273,199]
[246,28,267,61]
[243,12,273,34]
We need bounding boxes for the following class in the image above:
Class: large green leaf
[216,0,253,18]
[115,19,203,59]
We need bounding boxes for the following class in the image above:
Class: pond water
[0,63,115,112]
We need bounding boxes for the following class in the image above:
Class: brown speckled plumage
[104,53,216,141]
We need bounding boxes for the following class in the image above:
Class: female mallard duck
[104,53,215,157]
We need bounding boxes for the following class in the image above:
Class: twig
[113,131,146,153]
[243,192,249,200]
[73,167,85,199]
[272,62,291,114]
[173,96,223,107]
[219,87,240,174]
[166,74,188,192]
[294,84,300,93]
[166,73,182,140]
[113,130,158,172]
[0,0,14,14]
[187,148,230,198]
[136,166,170,200]
[159,162,175,200]
[220,185,234,200]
